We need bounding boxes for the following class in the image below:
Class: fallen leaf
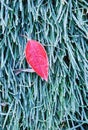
[25,40,49,81]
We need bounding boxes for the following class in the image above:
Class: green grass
[0,0,88,130]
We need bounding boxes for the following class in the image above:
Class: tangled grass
[0,0,88,129]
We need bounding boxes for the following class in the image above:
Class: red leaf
[25,40,49,81]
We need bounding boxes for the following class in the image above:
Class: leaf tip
[44,76,48,82]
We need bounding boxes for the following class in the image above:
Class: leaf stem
[13,68,35,75]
